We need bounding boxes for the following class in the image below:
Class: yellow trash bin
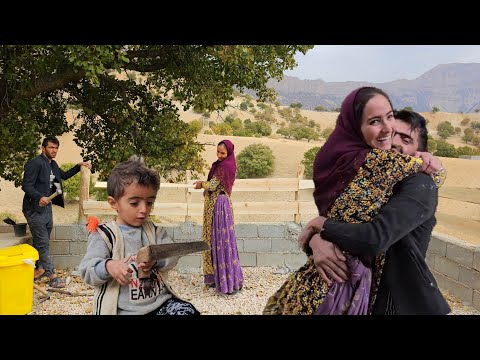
[0,244,39,315]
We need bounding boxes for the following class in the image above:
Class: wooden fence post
[78,166,91,222]
[294,164,305,223]
[185,170,192,222]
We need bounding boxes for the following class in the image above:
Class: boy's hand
[138,260,156,274]
[193,180,203,189]
[106,255,133,286]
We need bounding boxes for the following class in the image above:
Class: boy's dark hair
[42,136,60,148]
[394,110,429,151]
[107,156,160,199]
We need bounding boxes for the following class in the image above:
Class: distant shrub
[189,120,202,134]
[301,147,321,179]
[289,102,302,109]
[236,144,275,178]
[427,135,437,153]
[60,163,97,201]
[434,140,457,158]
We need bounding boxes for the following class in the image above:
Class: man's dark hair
[42,136,60,148]
[394,110,428,151]
[107,156,160,199]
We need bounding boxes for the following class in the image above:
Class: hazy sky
[284,45,480,83]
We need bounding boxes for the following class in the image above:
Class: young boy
[79,157,200,315]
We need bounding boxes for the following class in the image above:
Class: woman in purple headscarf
[194,140,244,295]
[263,87,445,315]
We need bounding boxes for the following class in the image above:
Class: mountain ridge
[269,63,480,113]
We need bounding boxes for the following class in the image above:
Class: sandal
[48,276,66,289]
[34,267,45,280]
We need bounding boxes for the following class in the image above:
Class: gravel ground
[30,267,480,315]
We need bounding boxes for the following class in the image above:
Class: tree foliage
[236,144,275,178]
[301,146,321,179]
[0,45,313,186]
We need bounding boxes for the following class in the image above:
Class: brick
[431,270,447,290]
[69,241,88,255]
[257,253,284,267]
[257,224,285,238]
[285,222,302,242]
[239,253,256,266]
[173,223,202,241]
[446,243,474,267]
[243,239,271,252]
[50,241,69,255]
[428,236,447,256]
[442,276,473,304]
[473,290,480,311]
[54,225,73,240]
[71,225,89,242]
[52,255,83,270]
[271,238,301,253]
[176,255,202,269]
[458,266,480,292]
[433,256,459,280]
[163,226,175,241]
[425,251,435,268]
[474,250,480,272]
[235,224,258,238]
[235,239,243,252]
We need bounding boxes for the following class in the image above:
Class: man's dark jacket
[323,173,451,315]
[22,154,81,213]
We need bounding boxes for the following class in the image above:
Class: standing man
[22,136,92,288]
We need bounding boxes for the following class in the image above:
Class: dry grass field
[1,102,479,245]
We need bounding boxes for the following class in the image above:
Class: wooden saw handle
[46,191,60,201]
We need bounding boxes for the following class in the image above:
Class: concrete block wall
[426,232,480,309]
[12,222,307,272]
[3,223,480,310]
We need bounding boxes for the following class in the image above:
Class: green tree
[437,121,455,139]
[321,127,334,140]
[314,105,326,111]
[59,162,97,201]
[435,140,458,158]
[431,106,440,113]
[427,135,437,153]
[210,122,233,135]
[402,106,414,112]
[236,144,275,178]
[301,147,321,179]
[188,120,202,134]
[289,102,303,109]
[0,45,313,186]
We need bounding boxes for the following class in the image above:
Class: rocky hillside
[268,63,480,113]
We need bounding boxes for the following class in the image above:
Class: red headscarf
[207,139,236,196]
[313,87,389,215]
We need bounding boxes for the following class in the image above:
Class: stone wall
[2,223,479,310]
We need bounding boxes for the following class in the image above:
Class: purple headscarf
[207,139,236,196]
[313,87,376,215]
